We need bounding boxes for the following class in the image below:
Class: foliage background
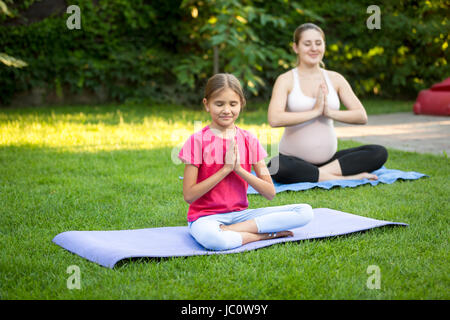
[0,0,449,106]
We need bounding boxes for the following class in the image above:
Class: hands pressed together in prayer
[313,82,332,118]
[224,138,242,174]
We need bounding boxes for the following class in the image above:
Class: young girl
[178,73,314,251]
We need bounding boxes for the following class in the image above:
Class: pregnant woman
[267,23,388,183]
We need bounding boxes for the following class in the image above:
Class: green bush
[0,0,448,106]
[0,0,190,105]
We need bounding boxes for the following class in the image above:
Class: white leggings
[188,204,314,251]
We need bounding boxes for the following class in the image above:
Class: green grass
[0,100,448,299]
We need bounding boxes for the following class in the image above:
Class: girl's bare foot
[262,230,293,240]
[220,224,293,245]
[240,230,293,245]
[220,224,293,239]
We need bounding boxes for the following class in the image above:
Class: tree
[176,0,320,97]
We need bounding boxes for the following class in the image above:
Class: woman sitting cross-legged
[267,23,388,183]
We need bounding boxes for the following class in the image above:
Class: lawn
[0,100,448,300]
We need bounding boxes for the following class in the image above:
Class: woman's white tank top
[278,68,340,164]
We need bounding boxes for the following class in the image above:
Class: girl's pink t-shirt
[178,125,268,222]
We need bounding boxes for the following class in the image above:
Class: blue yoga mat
[53,208,408,268]
[247,166,427,194]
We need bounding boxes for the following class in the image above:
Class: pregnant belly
[279,118,337,164]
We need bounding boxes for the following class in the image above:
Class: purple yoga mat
[52,208,408,268]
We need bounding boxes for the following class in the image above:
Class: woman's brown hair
[293,23,326,68]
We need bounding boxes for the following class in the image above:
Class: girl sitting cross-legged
[178,73,314,251]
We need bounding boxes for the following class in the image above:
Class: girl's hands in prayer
[233,142,243,173]
[224,139,237,173]
[224,138,243,174]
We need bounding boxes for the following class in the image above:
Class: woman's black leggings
[268,144,388,183]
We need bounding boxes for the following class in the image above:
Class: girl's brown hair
[204,73,246,107]
[293,23,326,68]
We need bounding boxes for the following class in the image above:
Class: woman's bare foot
[319,169,378,182]
[353,172,378,180]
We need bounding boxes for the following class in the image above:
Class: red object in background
[413,78,450,116]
